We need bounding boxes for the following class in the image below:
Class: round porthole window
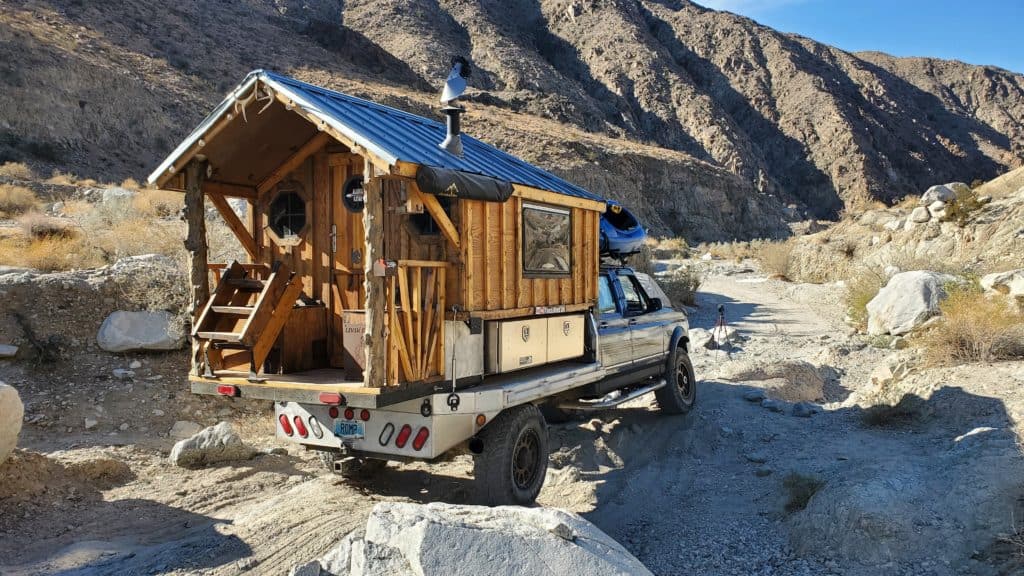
[342,175,365,213]
[265,181,309,246]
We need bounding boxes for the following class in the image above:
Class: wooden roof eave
[147,71,398,189]
[392,160,606,213]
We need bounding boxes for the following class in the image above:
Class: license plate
[334,421,364,439]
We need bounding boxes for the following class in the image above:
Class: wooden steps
[211,306,255,315]
[196,331,242,342]
[192,260,304,379]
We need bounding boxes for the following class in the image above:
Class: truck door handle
[628,319,638,325]
[598,321,610,328]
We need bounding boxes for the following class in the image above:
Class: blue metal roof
[261,71,605,203]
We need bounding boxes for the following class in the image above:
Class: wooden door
[328,154,366,368]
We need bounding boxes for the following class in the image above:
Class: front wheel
[655,347,697,414]
[473,404,549,506]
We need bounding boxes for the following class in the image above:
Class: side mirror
[648,297,663,312]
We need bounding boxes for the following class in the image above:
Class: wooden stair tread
[196,331,243,342]
[211,305,255,315]
[226,278,266,291]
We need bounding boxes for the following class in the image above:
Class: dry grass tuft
[0,233,104,271]
[920,285,1024,365]
[0,162,36,180]
[651,237,689,260]
[18,212,75,239]
[120,177,141,190]
[660,265,702,307]
[0,184,39,217]
[845,267,886,329]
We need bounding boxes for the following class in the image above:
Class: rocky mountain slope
[2,0,1023,238]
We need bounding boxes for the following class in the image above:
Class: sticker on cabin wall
[535,305,566,315]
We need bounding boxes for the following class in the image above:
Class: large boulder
[716,359,824,402]
[97,310,186,352]
[920,184,961,206]
[866,271,959,336]
[169,422,257,468]
[0,382,24,465]
[307,502,652,576]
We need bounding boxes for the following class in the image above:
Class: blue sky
[695,0,1024,74]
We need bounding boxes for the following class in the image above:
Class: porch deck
[189,368,438,409]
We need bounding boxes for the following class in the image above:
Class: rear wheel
[473,404,549,506]
[655,347,696,414]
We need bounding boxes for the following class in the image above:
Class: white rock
[883,265,901,279]
[909,206,931,223]
[169,422,257,468]
[112,368,135,380]
[688,328,714,350]
[337,502,652,576]
[97,311,185,353]
[927,200,948,220]
[170,420,203,439]
[980,269,1024,309]
[129,360,142,369]
[0,344,17,359]
[921,184,957,205]
[153,409,165,416]
[119,423,129,431]
[84,417,98,430]
[102,187,135,204]
[0,382,24,465]
[883,218,905,231]
[701,252,713,261]
[866,271,960,336]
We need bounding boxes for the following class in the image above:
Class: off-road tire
[655,346,696,414]
[473,404,549,506]
[319,451,387,478]
[539,401,579,424]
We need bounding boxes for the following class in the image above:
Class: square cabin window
[522,203,571,277]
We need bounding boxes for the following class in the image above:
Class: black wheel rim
[512,428,541,490]
[676,357,694,402]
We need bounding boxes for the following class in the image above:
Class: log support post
[362,161,387,388]
[184,160,210,376]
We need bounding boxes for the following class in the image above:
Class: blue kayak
[599,201,646,257]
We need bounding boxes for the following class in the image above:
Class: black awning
[415,166,514,203]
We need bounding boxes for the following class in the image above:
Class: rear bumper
[189,375,436,409]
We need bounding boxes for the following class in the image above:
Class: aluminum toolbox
[547,314,585,362]
[486,317,548,374]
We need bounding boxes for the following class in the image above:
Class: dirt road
[2,264,1021,576]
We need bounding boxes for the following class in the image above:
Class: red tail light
[360,409,370,421]
[318,392,344,405]
[395,424,412,448]
[328,406,339,419]
[293,415,308,438]
[278,414,294,436]
[217,385,239,397]
[412,427,429,451]
[343,407,355,420]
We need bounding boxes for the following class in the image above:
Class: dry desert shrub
[0,232,103,271]
[627,242,656,276]
[751,240,794,279]
[0,162,36,180]
[18,212,75,239]
[651,236,689,259]
[660,265,702,307]
[0,184,39,217]
[921,285,1024,364]
[131,188,183,218]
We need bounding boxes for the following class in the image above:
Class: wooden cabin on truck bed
[147,70,608,409]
